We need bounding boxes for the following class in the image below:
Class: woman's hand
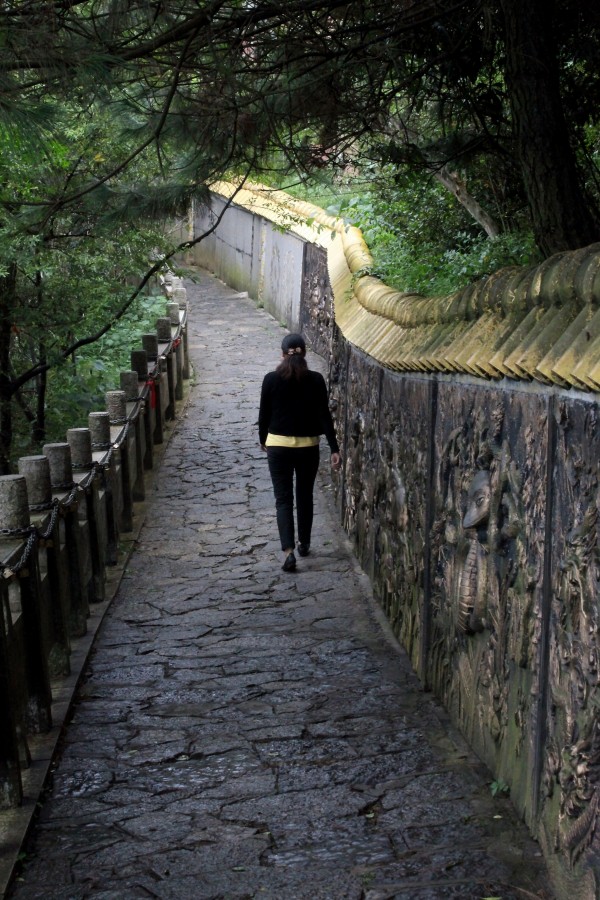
[331,452,341,471]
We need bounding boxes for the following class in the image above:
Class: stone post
[67,428,106,604]
[43,443,88,636]
[167,302,185,401]
[0,599,22,807]
[130,352,154,469]
[172,281,187,305]
[19,455,72,674]
[181,312,190,380]
[88,412,112,452]
[88,412,118,565]
[105,390,127,426]
[120,370,140,401]
[130,349,149,380]
[17,456,52,510]
[0,475,52,736]
[0,475,31,531]
[167,301,180,325]
[142,334,159,361]
[67,428,93,471]
[42,443,74,491]
[121,371,145,500]
[156,316,172,341]
[156,317,175,419]
[106,391,132,532]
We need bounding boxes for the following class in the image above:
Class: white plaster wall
[190,193,305,331]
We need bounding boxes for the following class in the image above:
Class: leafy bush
[324,176,541,296]
[45,291,168,438]
[11,288,169,462]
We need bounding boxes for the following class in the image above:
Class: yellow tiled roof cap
[211,181,600,392]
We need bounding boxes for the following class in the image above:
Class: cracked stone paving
[7,272,552,900]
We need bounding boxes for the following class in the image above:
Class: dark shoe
[297,543,310,557]
[282,552,296,572]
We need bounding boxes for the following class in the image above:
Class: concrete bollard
[142,334,158,360]
[88,412,117,563]
[66,428,93,470]
[0,475,31,532]
[172,281,187,305]
[120,370,140,401]
[105,390,127,425]
[18,457,52,510]
[156,317,172,342]
[167,302,180,325]
[88,412,112,451]
[131,350,149,379]
[42,443,74,490]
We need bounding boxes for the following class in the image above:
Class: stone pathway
[8,273,552,899]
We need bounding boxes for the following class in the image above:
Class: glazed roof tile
[211,182,600,393]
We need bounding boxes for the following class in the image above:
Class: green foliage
[0,0,597,469]
[10,288,169,462]
[0,86,182,468]
[490,778,510,798]
[323,173,540,296]
[44,292,168,441]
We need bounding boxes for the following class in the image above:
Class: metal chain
[37,502,61,541]
[29,499,57,513]
[62,484,80,507]
[0,527,38,578]
[0,483,82,578]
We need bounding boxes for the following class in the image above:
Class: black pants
[266,445,320,551]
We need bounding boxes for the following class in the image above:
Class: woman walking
[259,333,341,572]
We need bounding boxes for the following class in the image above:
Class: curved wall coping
[210,181,600,393]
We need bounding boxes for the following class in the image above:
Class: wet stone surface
[8,273,552,899]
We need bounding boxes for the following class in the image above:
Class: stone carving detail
[544,400,600,890]
[430,398,535,766]
[374,421,417,652]
[343,411,366,541]
[300,243,333,359]
[457,470,490,634]
[341,355,380,570]
[559,718,600,867]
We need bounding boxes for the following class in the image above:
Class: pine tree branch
[11,175,250,392]
[23,25,200,224]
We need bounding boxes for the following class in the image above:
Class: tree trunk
[501,0,600,255]
[0,265,16,475]
[33,341,47,447]
[32,274,46,447]
[433,165,500,239]
[389,119,501,238]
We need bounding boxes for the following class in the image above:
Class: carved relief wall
[325,340,600,894]
[327,324,348,515]
[300,242,334,361]
[334,353,600,896]
[374,374,432,673]
[195,198,600,898]
[540,400,600,898]
[429,386,550,822]
[341,348,382,578]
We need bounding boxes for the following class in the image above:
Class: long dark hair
[276,333,308,380]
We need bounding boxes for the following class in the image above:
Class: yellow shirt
[265,433,319,447]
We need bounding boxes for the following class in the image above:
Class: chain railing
[0,274,190,810]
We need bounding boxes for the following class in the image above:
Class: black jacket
[258,370,339,452]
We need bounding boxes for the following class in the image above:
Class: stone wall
[193,192,600,898]
[192,194,306,330]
